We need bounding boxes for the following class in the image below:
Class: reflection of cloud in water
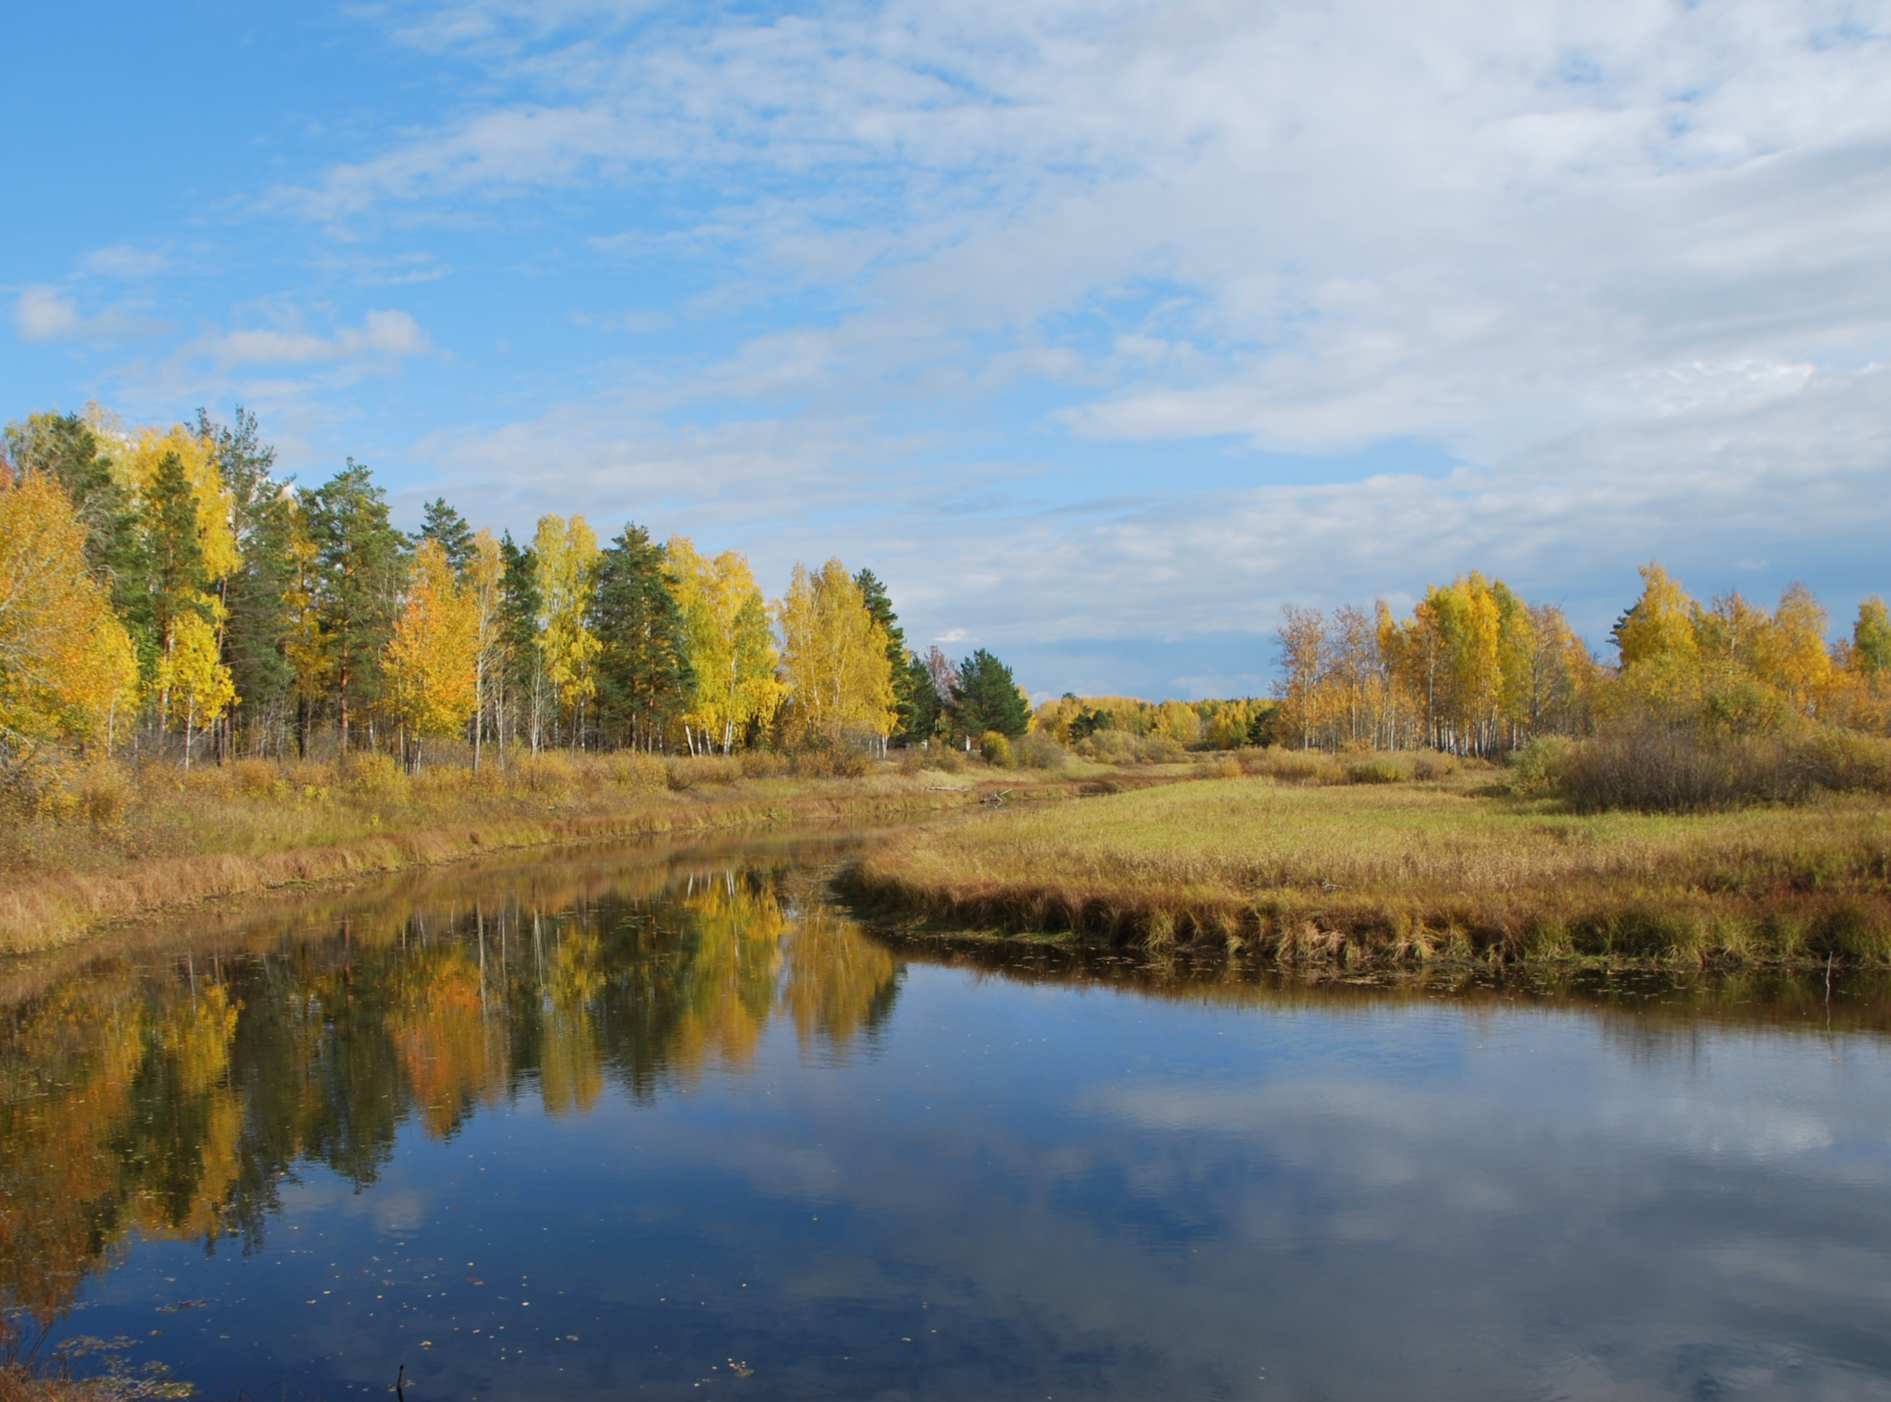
[6,837,1891,1400]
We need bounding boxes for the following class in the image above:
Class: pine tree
[498,533,543,754]
[417,498,475,575]
[201,408,295,757]
[854,567,925,746]
[303,461,407,753]
[947,649,1029,741]
[593,524,694,751]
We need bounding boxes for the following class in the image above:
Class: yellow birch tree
[665,536,783,753]
[157,610,236,769]
[774,559,895,749]
[533,515,601,747]
[385,539,479,770]
[0,472,139,751]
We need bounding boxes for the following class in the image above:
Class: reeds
[846,773,1891,967]
[0,750,1008,956]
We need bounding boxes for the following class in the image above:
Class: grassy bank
[0,749,1060,957]
[845,769,1891,966]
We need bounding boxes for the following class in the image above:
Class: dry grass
[0,751,1041,957]
[847,771,1891,966]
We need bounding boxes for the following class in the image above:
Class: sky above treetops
[6,0,1889,701]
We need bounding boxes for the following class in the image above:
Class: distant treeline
[1260,566,1891,756]
[0,405,1035,770]
[1034,566,1891,761]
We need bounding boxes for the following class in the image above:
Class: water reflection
[3,835,1891,1402]
[0,844,895,1326]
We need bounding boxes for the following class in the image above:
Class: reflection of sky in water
[10,846,1891,1401]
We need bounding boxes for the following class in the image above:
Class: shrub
[1014,731,1067,770]
[1344,756,1405,785]
[1411,752,1458,782]
[606,752,667,791]
[739,749,791,780]
[1504,736,1573,796]
[343,752,411,807]
[981,731,1015,768]
[927,746,966,774]
[74,759,135,829]
[789,746,872,778]
[1075,730,1189,765]
[1239,749,1334,783]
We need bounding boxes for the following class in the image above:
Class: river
[4,832,1890,1401]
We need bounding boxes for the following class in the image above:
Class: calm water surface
[5,833,1891,1401]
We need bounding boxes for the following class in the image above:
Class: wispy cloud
[14,287,167,344]
[198,309,433,368]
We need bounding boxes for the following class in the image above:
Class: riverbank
[844,772,1891,966]
[0,750,1077,957]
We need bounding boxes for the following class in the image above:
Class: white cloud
[77,0,1891,692]
[13,286,165,343]
[200,309,433,367]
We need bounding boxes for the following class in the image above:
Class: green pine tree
[303,460,407,752]
[947,648,1030,740]
[417,497,475,575]
[592,525,695,751]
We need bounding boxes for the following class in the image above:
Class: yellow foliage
[774,558,895,746]
[534,514,601,719]
[106,418,240,582]
[0,472,139,749]
[386,539,479,746]
[666,536,784,751]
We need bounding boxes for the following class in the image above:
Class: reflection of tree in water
[0,857,900,1325]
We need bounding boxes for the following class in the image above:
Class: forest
[0,405,1036,775]
[6,402,1891,796]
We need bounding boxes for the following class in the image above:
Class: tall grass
[847,774,1891,967]
[1556,722,1891,813]
[0,748,1016,955]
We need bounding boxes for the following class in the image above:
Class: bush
[1238,749,1335,783]
[1344,755,1406,785]
[1411,752,1458,782]
[606,752,668,791]
[1504,736,1573,796]
[981,731,1015,768]
[74,759,135,828]
[739,749,791,780]
[1074,730,1188,765]
[343,752,411,807]
[927,745,966,774]
[789,746,872,778]
[1014,731,1067,770]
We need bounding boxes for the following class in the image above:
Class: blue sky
[7,0,1891,700]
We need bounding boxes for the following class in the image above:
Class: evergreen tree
[303,461,407,752]
[200,408,295,756]
[498,532,544,753]
[4,413,145,615]
[417,497,475,575]
[593,524,694,751]
[145,452,210,662]
[854,567,927,744]
[903,653,943,742]
[948,648,1030,740]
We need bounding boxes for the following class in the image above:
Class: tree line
[0,406,1032,770]
[1265,564,1891,755]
